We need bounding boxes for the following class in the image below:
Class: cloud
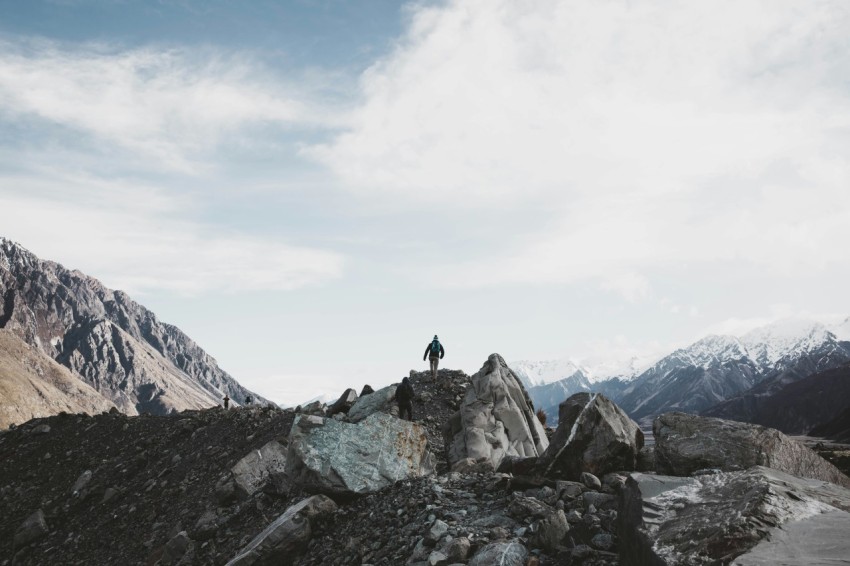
[305,0,850,290]
[0,38,328,171]
[0,175,344,295]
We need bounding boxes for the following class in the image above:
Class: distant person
[223,395,230,409]
[245,395,253,406]
[423,334,445,382]
[396,377,415,421]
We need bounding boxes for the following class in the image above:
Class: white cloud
[0,176,344,295]
[0,39,327,171]
[305,0,850,290]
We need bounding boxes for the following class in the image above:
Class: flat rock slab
[287,412,435,495]
[619,466,850,566]
[226,494,337,566]
[654,412,850,488]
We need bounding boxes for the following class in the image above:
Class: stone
[14,509,48,547]
[555,480,585,500]
[231,440,288,495]
[31,424,50,435]
[468,540,528,566]
[450,457,494,474]
[298,400,325,416]
[618,466,850,565]
[427,551,449,566]
[71,469,92,494]
[580,472,602,490]
[159,531,191,565]
[327,388,358,416]
[529,509,568,552]
[359,384,375,397]
[636,446,655,472]
[582,491,617,512]
[537,393,643,481]
[286,412,436,495]
[508,495,553,520]
[226,495,337,566]
[444,537,470,562]
[425,519,449,545]
[215,476,243,505]
[653,412,850,487]
[590,533,613,551]
[192,510,219,541]
[444,354,548,470]
[347,384,397,423]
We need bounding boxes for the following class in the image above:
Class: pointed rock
[444,353,548,470]
[537,393,643,480]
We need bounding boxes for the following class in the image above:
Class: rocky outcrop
[226,495,337,566]
[347,384,398,423]
[536,393,643,480]
[0,238,268,417]
[468,540,529,566]
[619,466,850,565]
[286,412,436,495]
[444,354,548,470]
[654,412,850,487]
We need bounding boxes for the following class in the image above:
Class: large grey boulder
[619,466,850,565]
[468,540,528,566]
[226,495,337,566]
[230,440,289,495]
[537,393,643,480]
[654,412,850,488]
[347,384,397,423]
[286,412,435,495]
[444,354,548,469]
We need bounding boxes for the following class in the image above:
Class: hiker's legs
[429,356,439,381]
[400,402,413,421]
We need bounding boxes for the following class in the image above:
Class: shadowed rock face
[537,393,643,480]
[0,238,267,416]
[654,412,850,488]
[286,412,436,495]
[619,466,850,566]
[444,353,548,470]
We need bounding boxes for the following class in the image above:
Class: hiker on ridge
[396,376,415,421]
[223,395,230,409]
[423,334,445,382]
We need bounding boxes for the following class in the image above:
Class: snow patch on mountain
[510,353,656,388]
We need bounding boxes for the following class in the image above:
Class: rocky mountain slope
[702,363,850,434]
[0,238,268,421]
[0,329,115,428]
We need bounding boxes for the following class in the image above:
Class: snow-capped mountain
[520,317,850,427]
[511,353,653,388]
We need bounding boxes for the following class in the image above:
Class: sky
[2,0,850,405]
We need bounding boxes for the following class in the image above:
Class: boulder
[619,466,850,565]
[654,412,850,487]
[231,440,288,495]
[298,400,326,416]
[529,509,569,552]
[286,412,436,495]
[327,388,358,416]
[226,495,337,566]
[444,354,548,470]
[14,509,48,547]
[468,540,528,566]
[347,384,397,423]
[536,393,643,481]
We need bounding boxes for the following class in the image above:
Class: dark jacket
[396,378,414,405]
[423,341,445,360]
